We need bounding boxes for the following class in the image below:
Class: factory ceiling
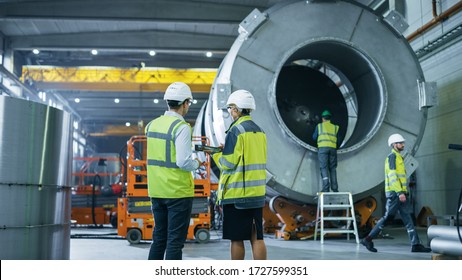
[0,0,389,139]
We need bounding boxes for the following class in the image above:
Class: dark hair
[166,100,182,108]
[241,109,251,116]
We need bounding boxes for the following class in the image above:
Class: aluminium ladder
[314,192,360,244]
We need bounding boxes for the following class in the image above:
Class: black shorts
[222,204,264,241]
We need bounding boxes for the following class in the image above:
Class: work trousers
[318,147,338,192]
[148,197,193,260]
[368,192,420,245]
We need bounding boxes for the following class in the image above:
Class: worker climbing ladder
[314,192,360,244]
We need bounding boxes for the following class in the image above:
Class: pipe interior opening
[275,40,385,153]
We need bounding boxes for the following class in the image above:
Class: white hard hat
[226,89,256,110]
[388,133,406,147]
[163,82,193,102]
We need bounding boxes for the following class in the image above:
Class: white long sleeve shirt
[163,111,199,171]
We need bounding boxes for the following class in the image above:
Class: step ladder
[314,192,359,244]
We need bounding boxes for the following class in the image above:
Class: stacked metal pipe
[428,225,462,256]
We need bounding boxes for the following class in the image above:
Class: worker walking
[312,110,339,192]
[361,133,431,253]
[145,82,203,260]
[211,89,267,260]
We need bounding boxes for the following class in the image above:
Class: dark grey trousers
[318,147,338,192]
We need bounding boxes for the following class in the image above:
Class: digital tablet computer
[195,144,222,153]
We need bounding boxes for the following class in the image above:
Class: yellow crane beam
[21,66,217,92]
[87,121,196,137]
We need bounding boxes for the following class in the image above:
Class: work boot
[411,244,431,253]
[361,239,378,252]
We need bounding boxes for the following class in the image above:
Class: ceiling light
[74,98,80,103]
[149,50,156,56]
[193,100,198,104]
[91,49,98,55]
[32,49,40,55]
[114,98,120,103]
[206,51,213,57]
[38,91,46,101]
[125,122,131,127]
[153,99,159,103]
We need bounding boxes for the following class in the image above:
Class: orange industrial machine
[71,156,124,227]
[117,135,215,244]
[267,195,377,240]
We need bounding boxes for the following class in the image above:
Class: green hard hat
[321,110,332,117]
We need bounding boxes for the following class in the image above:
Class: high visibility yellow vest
[145,115,194,198]
[384,149,408,194]
[212,116,266,207]
[317,120,339,148]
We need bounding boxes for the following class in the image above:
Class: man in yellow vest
[145,81,203,260]
[312,110,339,192]
[211,89,267,260]
[360,133,431,253]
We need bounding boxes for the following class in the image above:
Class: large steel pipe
[0,96,73,259]
[430,238,462,257]
[428,225,462,242]
[195,0,427,202]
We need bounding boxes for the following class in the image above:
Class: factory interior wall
[404,0,462,220]
[369,0,462,221]
[414,38,462,218]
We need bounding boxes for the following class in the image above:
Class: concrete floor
[1,225,449,280]
[70,226,434,260]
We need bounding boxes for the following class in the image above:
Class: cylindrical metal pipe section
[195,0,427,202]
[0,95,73,259]
[428,225,462,242]
[430,237,462,256]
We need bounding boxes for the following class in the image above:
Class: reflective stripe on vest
[317,121,338,148]
[146,116,194,198]
[216,116,267,206]
[146,119,181,169]
[384,149,408,193]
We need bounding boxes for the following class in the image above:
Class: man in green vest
[211,89,267,260]
[312,110,339,192]
[145,81,203,260]
[360,133,431,253]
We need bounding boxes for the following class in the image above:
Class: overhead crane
[20,66,217,136]
[21,66,217,93]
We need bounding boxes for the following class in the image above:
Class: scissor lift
[71,156,124,227]
[117,135,214,244]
